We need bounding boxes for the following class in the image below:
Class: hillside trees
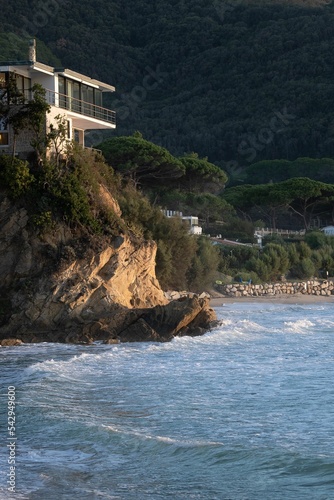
[276,178,334,229]
[217,234,334,282]
[243,158,334,185]
[245,243,290,282]
[223,179,334,229]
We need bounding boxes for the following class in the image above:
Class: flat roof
[0,61,115,91]
[55,68,115,92]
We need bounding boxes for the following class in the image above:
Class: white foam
[102,424,223,447]
[284,319,315,334]
[24,353,111,382]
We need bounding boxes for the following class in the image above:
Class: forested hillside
[1,0,334,174]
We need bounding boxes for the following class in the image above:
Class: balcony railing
[45,89,116,125]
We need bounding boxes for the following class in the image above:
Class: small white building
[181,216,202,235]
[321,226,334,236]
[0,40,116,156]
[162,210,202,235]
[254,231,263,248]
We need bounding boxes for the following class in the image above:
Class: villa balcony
[45,89,116,127]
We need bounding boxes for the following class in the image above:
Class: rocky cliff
[0,190,217,344]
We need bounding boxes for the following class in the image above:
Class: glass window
[72,82,80,112]
[0,119,8,145]
[0,73,6,88]
[24,77,31,89]
[87,87,94,104]
[58,76,66,108]
[0,73,7,102]
[94,89,102,107]
[73,82,80,100]
[15,75,32,100]
[0,117,8,131]
[0,132,8,145]
[66,80,73,111]
[16,75,24,92]
[81,84,90,115]
[73,128,84,145]
[81,84,88,102]
[84,87,94,117]
[58,76,65,95]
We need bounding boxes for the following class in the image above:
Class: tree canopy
[243,158,334,185]
[223,178,334,229]
[98,133,185,187]
[179,153,228,193]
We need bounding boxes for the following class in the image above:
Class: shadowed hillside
[1,0,334,171]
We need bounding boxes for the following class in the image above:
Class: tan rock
[98,184,122,217]
[1,338,23,346]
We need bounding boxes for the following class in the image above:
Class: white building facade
[0,40,116,156]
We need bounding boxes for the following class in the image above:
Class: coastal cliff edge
[0,190,216,345]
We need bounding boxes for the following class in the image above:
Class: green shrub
[31,147,123,235]
[305,231,328,249]
[0,156,34,198]
[187,236,220,291]
[31,210,53,230]
[291,258,316,279]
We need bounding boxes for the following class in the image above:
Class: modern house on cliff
[0,40,116,156]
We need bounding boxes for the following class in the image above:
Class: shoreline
[210,294,334,306]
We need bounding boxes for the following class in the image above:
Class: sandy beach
[210,294,334,307]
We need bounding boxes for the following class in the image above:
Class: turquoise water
[1,302,334,499]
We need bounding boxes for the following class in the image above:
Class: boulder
[118,297,217,343]
[1,338,23,346]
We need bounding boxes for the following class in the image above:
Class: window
[0,73,7,89]
[0,117,8,146]
[73,128,84,145]
[58,76,66,108]
[57,76,103,117]
[0,132,8,146]
[72,82,80,112]
[15,74,31,100]
[66,80,73,111]
[0,72,8,102]
[95,90,102,107]
[16,75,24,92]
[81,84,90,115]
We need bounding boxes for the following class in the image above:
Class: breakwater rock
[217,280,334,298]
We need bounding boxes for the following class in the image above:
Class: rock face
[118,296,217,343]
[0,192,217,344]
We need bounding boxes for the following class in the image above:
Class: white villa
[0,40,116,156]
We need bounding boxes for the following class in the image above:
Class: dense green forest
[2,0,334,173]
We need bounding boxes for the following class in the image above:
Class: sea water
[1,301,334,500]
